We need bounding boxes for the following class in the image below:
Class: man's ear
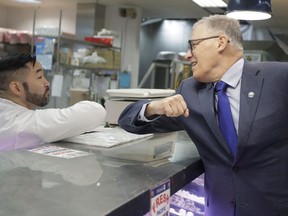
[218,35,229,51]
[9,81,24,96]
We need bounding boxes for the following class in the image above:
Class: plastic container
[84,36,113,46]
[119,71,131,88]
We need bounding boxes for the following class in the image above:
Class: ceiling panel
[0,0,287,30]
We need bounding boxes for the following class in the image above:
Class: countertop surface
[0,131,203,216]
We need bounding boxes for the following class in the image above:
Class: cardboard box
[69,89,89,106]
[113,50,122,69]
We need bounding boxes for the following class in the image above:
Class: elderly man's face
[185,24,222,82]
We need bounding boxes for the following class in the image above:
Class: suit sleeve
[118,99,183,134]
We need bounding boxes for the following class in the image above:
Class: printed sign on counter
[150,180,170,216]
[28,145,90,159]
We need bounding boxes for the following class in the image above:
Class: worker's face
[22,61,50,107]
[185,24,221,82]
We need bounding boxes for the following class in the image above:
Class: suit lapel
[236,62,263,160]
[198,61,263,159]
[198,83,231,154]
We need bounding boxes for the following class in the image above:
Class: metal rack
[138,59,191,89]
[31,9,121,108]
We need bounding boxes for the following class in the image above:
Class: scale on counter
[63,126,178,162]
[106,88,175,98]
[105,88,175,125]
[101,131,178,162]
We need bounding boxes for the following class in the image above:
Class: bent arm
[23,101,106,142]
[118,99,184,134]
[145,94,189,118]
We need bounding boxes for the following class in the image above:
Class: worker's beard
[22,82,50,107]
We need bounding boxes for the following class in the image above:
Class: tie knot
[215,81,228,92]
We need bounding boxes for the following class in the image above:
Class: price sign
[150,180,170,216]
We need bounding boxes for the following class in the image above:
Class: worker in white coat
[0,53,106,150]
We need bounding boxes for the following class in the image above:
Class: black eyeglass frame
[188,35,220,51]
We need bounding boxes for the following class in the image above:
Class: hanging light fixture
[226,0,272,21]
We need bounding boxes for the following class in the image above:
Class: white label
[28,145,90,159]
[51,74,63,97]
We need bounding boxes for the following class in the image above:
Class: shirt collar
[221,58,244,88]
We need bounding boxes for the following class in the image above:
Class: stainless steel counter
[0,131,203,216]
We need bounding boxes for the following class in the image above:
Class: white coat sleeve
[21,101,106,143]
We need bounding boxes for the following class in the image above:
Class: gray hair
[193,14,243,50]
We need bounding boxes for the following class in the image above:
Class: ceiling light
[12,0,41,4]
[192,0,227,8]
[226,0,272,21]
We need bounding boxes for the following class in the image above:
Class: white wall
[0,7,7,27]
[1,5,77,34]
[105,5,142,88]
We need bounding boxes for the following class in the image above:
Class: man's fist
[145,94,189,118]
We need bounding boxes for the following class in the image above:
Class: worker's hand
[145,94,189,118]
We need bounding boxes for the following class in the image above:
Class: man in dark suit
[118,14,288,216]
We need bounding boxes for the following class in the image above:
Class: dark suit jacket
[118,61,288,216]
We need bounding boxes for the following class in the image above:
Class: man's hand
[145,94,189,118]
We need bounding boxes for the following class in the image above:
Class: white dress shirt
[215,58,243,134]
[0,99,106,150]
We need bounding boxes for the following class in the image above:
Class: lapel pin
[248,92,255,98]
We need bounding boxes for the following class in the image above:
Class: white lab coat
[0,98,106,150]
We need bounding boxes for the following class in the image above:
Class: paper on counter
[28,145,91,159]
[64,127,153,148]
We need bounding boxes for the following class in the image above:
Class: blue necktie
[215,81,238,156]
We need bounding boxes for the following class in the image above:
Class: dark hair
[0,53,37,90]
[0,53,36,72]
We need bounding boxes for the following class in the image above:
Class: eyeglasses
[188,35,220,51]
